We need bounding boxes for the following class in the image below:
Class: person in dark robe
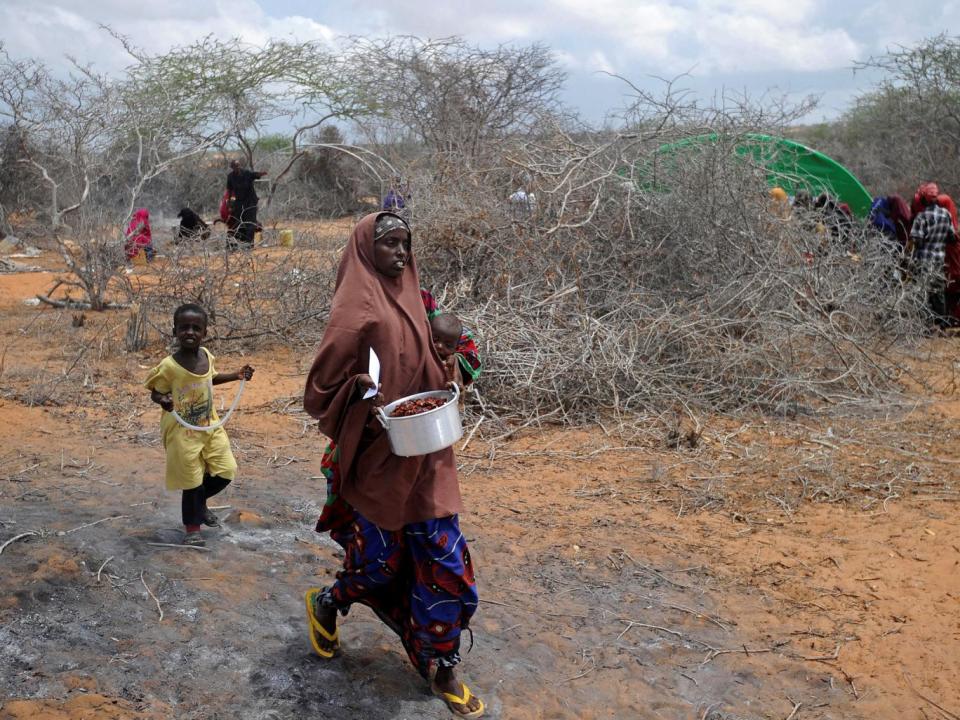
[225,160,267,249]
[175,207,210,242]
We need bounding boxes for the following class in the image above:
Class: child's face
[174,311,207,350]
[431,325,460,360]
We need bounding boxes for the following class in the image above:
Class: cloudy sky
[2,0,958,123]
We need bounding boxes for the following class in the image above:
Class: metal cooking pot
[375,385,462,457]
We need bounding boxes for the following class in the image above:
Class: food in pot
[390,396,448,417]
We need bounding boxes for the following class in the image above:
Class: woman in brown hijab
[303,212,484,718]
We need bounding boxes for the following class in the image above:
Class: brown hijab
[303,212,461,530]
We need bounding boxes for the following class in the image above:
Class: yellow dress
[144,348,237,491]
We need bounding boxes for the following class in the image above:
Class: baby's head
[430,313,462,360]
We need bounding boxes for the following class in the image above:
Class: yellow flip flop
[433,682,485,718]
[304,588,340,658]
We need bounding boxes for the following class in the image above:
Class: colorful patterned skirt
[315,443,478,678]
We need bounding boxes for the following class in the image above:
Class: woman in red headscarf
[912,182,939,218]
[124,208,155,261]
[936,191,960,323]
[302,212,484,718]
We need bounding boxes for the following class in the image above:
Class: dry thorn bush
[408,117,925,432]
[127,228,340,350]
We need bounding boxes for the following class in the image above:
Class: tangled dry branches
[410,116,925,427]
[127,227,340,349]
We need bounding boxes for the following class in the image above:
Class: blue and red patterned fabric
[316,444,477,676]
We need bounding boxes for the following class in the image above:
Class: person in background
[870,195,914,247]
[909,184,956,329]
[508,186,536,218]
[935,190,960,323]
[888,195,913,248]
[871,196,899,241]
[769,186,791,219]
[870,194,913,282]
[175,208,210,243]
[382,176,407,212]
[936,192,959,230]
[226,159,267,249]
[814,193,855,249]
[124,208,155,262]
[911,182,960,231]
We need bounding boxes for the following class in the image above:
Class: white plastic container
[376,386,462,457]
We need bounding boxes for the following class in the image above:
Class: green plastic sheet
[653,133,873,218]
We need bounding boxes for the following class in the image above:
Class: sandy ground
[0,248,958,720]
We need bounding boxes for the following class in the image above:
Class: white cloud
[555,0,686,37]
[586,50,617,75]
[697,0,820,24]
[0,0,863,77]
[0,0,336,75]
[552,48,582,69]
[3,0,953,124]
[351,0,858,78]
[357,3,536,41]
[537,0,860,74]
[694,11,861,73]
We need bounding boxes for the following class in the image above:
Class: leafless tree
[813,34,960,195]
[0,46,115,229]
[350,36,566,163]
[126,34,380,209]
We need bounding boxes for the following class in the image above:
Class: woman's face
[372,229,411,278]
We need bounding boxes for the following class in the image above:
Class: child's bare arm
[151,388,173,412]
[212,365,255,385]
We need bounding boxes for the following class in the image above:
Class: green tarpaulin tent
[653,133,873,218]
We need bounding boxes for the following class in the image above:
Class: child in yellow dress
[144,303,254,546]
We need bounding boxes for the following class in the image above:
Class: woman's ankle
[435,665,456,685]
[314,592,339,627]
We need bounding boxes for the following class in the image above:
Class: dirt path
[1,256,959,720]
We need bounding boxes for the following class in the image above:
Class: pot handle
[376,406,390,429]
[450,382,461,403]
